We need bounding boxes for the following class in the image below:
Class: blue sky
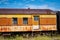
[0,0,60,11]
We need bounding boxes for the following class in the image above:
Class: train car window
[34,16,39,21]
[23,18,28,25]
[12,18,18,25]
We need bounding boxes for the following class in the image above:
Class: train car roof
[0,8,56,15]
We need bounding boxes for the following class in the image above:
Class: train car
[0,9,57,36]
[57,11,60,33]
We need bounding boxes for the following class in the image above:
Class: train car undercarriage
[0,31,57,37]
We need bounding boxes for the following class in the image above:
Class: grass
[0,35,60,40]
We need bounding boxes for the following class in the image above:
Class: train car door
[32,15,40,30]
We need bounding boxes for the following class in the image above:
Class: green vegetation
[0,35,60,40]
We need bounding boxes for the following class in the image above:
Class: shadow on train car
[57,11,60,34]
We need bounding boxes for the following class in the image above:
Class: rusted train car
[0,9,57,36]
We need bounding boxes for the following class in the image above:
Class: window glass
[23,18,28,24]
[12,18,17,25]
[34,16,39,21]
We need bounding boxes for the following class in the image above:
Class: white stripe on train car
[32,25,40,30]
[40,25,57,30]
[0,26,32,31]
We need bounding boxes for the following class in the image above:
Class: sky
[0,0,60,11]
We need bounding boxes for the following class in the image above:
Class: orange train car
[0,9,57,35]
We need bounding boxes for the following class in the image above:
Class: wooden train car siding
[0,26,32,32]
[40,25,56,31]
[0,9,57,32]
[0,18,12,26]
[40,18,56,25]
[40,15,56,18]
[40,15,57,31]
[0,15,32,18]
